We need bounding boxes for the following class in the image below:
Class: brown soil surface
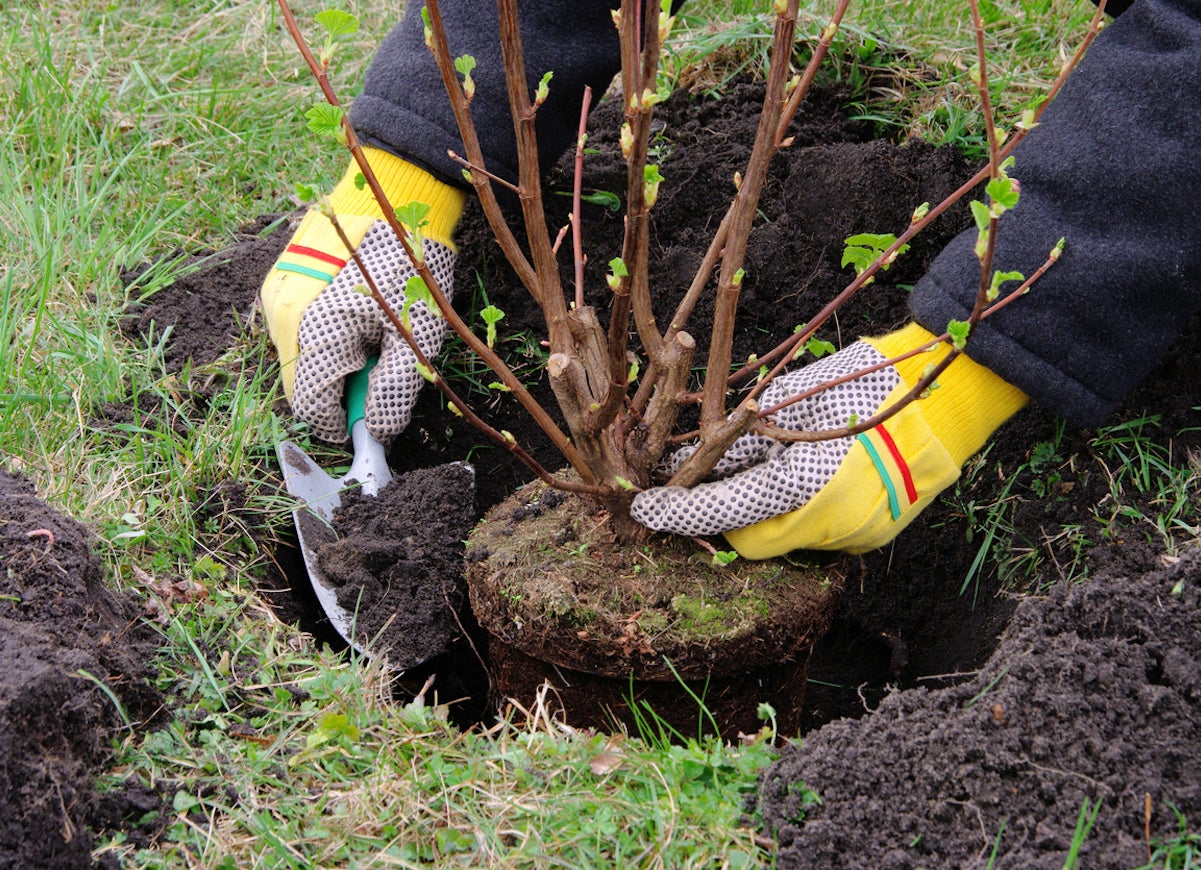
[465,479,844,680]
[756,553,1201,869]
[0,470,164,868]
[105,78,1201,864]
[465,477,845,736]
[316,462,476,669]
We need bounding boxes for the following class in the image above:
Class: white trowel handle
[344,360,393,497]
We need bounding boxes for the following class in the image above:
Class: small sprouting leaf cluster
[841,232,910,285]
[302,11,361,145]
[480,304,505,348]
[304,104,347,146]
[788,324,835,362]
[947,159,1028,349]
[969,156,1021,258]
[606,257,629,292]
[314,9,358,67]
[455,55,477,101]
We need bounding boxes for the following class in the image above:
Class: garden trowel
[276,362,389,656]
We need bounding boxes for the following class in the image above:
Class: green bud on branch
[620,122,634,159]
[643,164,664,208]
[454,54,477,101]
[480,304,505,348]
[946,319,971,350]
[535,71,553,107]
[606,257,628,292]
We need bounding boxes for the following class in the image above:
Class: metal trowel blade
[276,438,369,655]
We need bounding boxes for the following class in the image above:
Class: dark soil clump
[120,214,292,372]
[755,551,1201,869]
[465,478,845,736]
[316,462,476,669]
[466,479,844,681]
[0,469,163,868]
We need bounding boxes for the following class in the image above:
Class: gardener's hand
[630,324,1028,557]
[260,148,465,444]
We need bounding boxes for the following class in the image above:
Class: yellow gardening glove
[260,147,466,443]
[630,323,1028,557]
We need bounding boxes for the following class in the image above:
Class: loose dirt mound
[316,462,477,668]
[0,470,163,868]
[756,551,1201,869]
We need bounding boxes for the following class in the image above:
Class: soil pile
[756,550,1201,868]
[316,462,477,668]
[0,470,163,868]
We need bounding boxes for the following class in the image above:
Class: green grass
[942,411,1201,599]
[5,0,1191,866]
[673,0,1101,158]
[1138,806,1201,870]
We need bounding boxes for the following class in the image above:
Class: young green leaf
[986,176,1020,216]
[804,337,836,359]
[396,201,431,233]
[969,200,991,234]
[454,54,477,100]
[535,71,553,106]
[402,275,440,324]
[315,9,359,66]
[606,257,628,292]
[315,9,359,39]
[643,164,664,207]
[988,269,1025,301]
[947,319,971,350]
[304,104,347,145]
[421,6,433,47]
[580,190,622,212]
[480,304,505,348]
[842,232,908,278]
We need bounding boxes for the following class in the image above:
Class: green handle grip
[344,356,378,435]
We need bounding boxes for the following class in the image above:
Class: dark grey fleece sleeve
[349,1,623,189]
[910,0,1201,427]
